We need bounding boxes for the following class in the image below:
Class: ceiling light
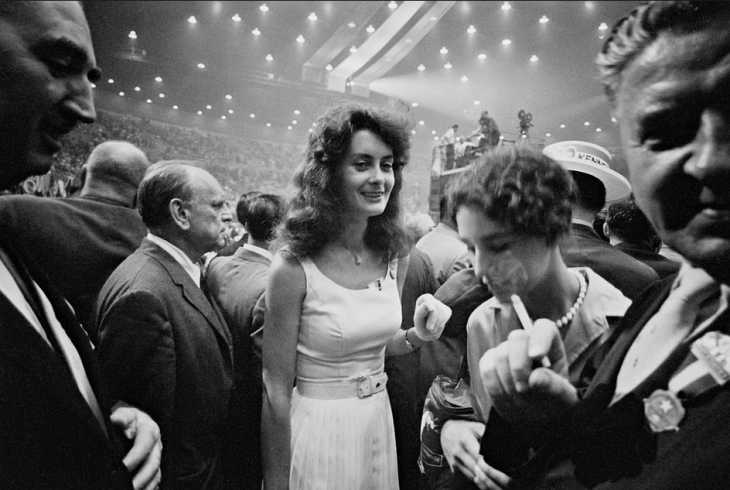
[206,105,212,109]
[155,76,162,82]
[350,45,358,53]
[188,16,197,24]
[440,46,448,54]
[128,31,137,39]
[388,1,398,9]
[252,28,261,35]
[546,133,551,137]
[107,79,114,84]
[539,15,549,24]
[220,115,226,120]
[159,93,164,98]
[431,130,436,135]
[611,117,617,123]
[146,99,152,104]
[419,120,425,125]
[134,86,140,91]
[467,25,476,34]
[598,22,608,31]
[348,21,356,28]
[266,123,271,127]
[197,110,202,115]
[560,124,565,128]
[411,103,419,108]
[474,100,480,105]
[259,4,269,12]
[461,75,468,82]
[294,109,300,114]
[325,64,333,71]
[308,12,317,21]
[296,35,305,43]
[521,134,527,138]
[173,105,178,110]
[584,121,590,126]
[292,120,297,124]
[411,130,416,135]
[119,92,124,96]
[501,2,511,11]
[197,63,205,68]
[530,55,538,62]
[288,126,293,130]
[366,25,375,34]
[225,94,232,100]
[229,109,234,114]
[502,39,511,46]
[250,113,255,118]
[417,64,425,71]
[478,53,487,60]
[232,14,241,22]
[596,128,602,132]
[444,62,452,69]
[266,54,273,61]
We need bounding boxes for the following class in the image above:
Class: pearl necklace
[555,270,587,329]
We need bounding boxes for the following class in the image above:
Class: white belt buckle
[357,373,386,398]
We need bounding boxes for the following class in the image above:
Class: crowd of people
[2,2,730,490]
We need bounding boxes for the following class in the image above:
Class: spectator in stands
[417,194,472,286]
[441,124,459,171]
[0,3,161,489]
[604,198,681,279]
[217,190,262,257]
[206,192,285,490]
[0,140,150,336]
[94,161,234,489]
[544,140,659,299]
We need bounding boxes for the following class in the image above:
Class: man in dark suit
[544,140,659,300]
[95,161,234,489]
[0,3,161,489]
[206,192,284,489]
[476,3,730,489]
[0,140,150,334]
[604,198,681,280]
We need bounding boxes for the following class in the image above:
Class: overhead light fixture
[418,120,425,125]
[440,46,448,54]
[502,39,511,46]
[348,21,356,28]
[119,92,125,96]
[598,22,608,31]
[350,45,358,53]
[444,62,452,69]
[221,116,226,120]
[467,25,476,34]
[225,94,232,100]
[146,99,152,104]
[325,64,333,71]
[108,79,114,84]
[412,102,419,107]
[501,2,511,11]
[173,105,178,110]
[159,93,165,98]
[474,100,480,105]
[294,109,300,114]
[388,1,398,9]
[128,31,137,39]
[266,54,273,61]
[584,121,590,126]
[229,109,234,114]
[252,28,261,35]
[155,76,162,82]
[417,64,425,71]
[461,75,468,82]
[530,55,538,62]
[539,15,549,24]
[366,25,375,34]
[250,113,256,118]
[197,63,205,68]
[560,124,566,128]
[308,12,317,21]
[266,123,271,127]
[296,35,305,43]
[197,110,203,115]
[478,53,487,60]
[188,16,197,24]
[546,133,551,137]
[596,128,602,132]
[259,4,269,12]
[134,86,140,91]
[232,14,241,22]
[206,105,212,109]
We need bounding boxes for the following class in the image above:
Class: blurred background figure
[441,124,459,170]
[217,190,263,257]
[604,198,680,279]
[0,140,150,334]
[405,211,435,243]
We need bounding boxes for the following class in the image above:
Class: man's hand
[479,320,579,429]
[441,420,512,490]
[413,294,451,341]
[110,402,162,490]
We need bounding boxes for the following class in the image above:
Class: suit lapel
[141,240,233,356]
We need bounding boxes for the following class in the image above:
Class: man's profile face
[0,1,99,189]
[615,23,730,282]
[184,168,232,256]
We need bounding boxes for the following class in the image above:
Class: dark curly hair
[280,101,414,259]
[448,146,575,246]
[597,1,730,107]
[606,197,659,247]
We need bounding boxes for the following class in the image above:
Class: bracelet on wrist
[405,329,417,350]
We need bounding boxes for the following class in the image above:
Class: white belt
[296,372,388,399]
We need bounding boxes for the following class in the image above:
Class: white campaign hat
[543,140,631,203]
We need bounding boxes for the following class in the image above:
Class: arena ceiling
[84,1,641,167]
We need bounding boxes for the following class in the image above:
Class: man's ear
[170,198,191,230]
[603,222,611,239]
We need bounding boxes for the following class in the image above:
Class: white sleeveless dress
[289,256,402,490]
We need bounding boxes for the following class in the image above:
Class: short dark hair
[571,171,606,214]
[235,191,263,224]
[597,1,730,107]
[448,146,575,246]
[137,160,199,229]
[281,101,413,259]
[247,194,285,242]
[606,198,659,246]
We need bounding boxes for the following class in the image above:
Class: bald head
[79,141,150,206]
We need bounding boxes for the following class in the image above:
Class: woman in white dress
[262,102,450,490]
